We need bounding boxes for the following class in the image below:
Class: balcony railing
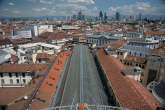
[41,105,130,110]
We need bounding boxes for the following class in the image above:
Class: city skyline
[0,0,165,18]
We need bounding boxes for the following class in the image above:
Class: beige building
[122,67,143,82]
[0,64,47,87]
[143,54,165,86]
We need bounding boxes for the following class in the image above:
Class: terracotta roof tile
[38,32,53,39]
[145,30,165,35]
[48,32,71,40]
[96,49,161,110]
[0,64,48,73]
[125,55,147,64]
[11,38,31,45]
[109,40,127,49]
[0,38,12,45]
[36,53,53,59]
[148,48,165,56]
[0,76,42,110]
[29,51,72,109]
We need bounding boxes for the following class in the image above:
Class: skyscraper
[116,12,120,20]
[138,13,142,20]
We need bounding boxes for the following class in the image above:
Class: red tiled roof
[158,44,165,49]
[109,40,127,49]
[96,49,161,110]
[94,26,120,33]
[40,51,71,94]
[38,32,71,41]
[29,51,72,110]
[148,48,165,56]
[0,76,43,110]
[0,38,12,45]
[36,53,56,63]
[0,64,48,73]
[145,30,165,35]
[72,33,86,37]
[11,38,31,45]
[97,40,126,49]
[125,28,138,32]
[48,32,71,40]
[38,32,53,39]
[36,53,52,59]
[125,55,147,64]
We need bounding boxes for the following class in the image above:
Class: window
[22,73,25,77]
[16,79,19,84]
[10,79,13,84]
[9,73,12,77]
[1,79,5,84]
[15,73,18,77]
[0,73,3,77]
[23,79,26,83]
[147,69,157,85]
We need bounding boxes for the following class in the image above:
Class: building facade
[122,38,159,57]
[143,54,165,86]
[0,64,34,87]
[25,25,53,37]
[10,29,32,39]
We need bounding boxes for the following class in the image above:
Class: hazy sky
[0,0,165,17]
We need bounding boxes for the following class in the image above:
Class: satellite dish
[24,96,28,100]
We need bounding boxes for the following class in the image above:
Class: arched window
[16,79,19,84]
[1,79,5,84]
[9,73,12,77]
[23,79,26,83]
[10,79,13,84]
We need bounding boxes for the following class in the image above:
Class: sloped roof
[145,30,165,35]
[0,64,48,73]
[149,48,165,56]
[29,51,72,110]
[109,40,127,49]
[125,55,147,64]
[96,49,161,110]
[0,38,12,45]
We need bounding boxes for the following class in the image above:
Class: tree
[99,11,103,20]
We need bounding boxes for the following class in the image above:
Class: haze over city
[0,0,165,18]
[0,0,165,110]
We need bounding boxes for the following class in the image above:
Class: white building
[17,42,61,63]
[122,38,159,57]
[59,25,80,30]
[86,35,121,46]
[25,24,53,37]
[0,64,34,87]
[0,39,13,49]
[10,29,32,39]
